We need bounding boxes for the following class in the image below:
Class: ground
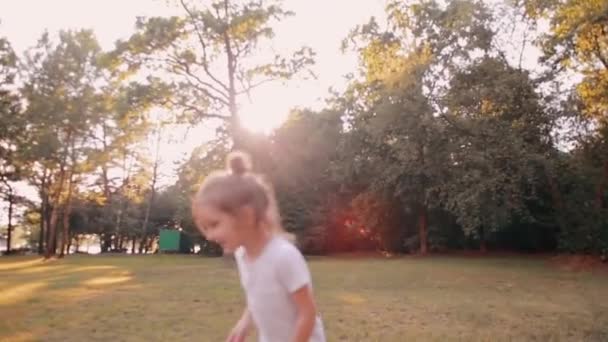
[1,255,607,341]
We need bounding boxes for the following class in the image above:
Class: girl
[192,151,326,342]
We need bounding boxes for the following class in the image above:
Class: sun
[240,107,286,134]
[239,85,295,134]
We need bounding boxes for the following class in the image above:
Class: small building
[158,229,192,254]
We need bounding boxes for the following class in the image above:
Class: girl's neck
[242,228,273,260]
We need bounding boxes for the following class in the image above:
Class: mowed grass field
[1,254,607,341]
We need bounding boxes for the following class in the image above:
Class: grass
[1,255,607,341]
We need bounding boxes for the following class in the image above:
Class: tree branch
[168,59,231,105]
[518,21,529,70]
[167,98,229,122]
[163,54,230,104]
[179,0,230,93]
[222,0,238,78]
[237,77,276,95]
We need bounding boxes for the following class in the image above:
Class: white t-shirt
[234,236,326,342]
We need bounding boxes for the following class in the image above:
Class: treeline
[1,0,607,257]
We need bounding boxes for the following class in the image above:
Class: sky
[0,0,386,205]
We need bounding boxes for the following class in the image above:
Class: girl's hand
[226,311,252,342]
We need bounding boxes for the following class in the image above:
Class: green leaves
[0,36,22,182]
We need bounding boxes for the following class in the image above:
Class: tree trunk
[74,235,80,253]
[45,131,72,259]
[6,187,13,254]
[140,126,162,255]
[131,237,136,254]
[479,226,487,253]
[46,201,60,258]
[44,202,51,253]
[418,204,428,255]
[100,234,112,253]
[46,205,61,258]
[59,171,75,258]
[114,151,129,247]
[67,234,73,255]
[101,123,112,200]
[38,202,45,255]
[139,235,147,254]
[221,0,245,150]
[596,160,608,209]
[38,215,45,254]
[147,238,154,253]
[38,171,49,255]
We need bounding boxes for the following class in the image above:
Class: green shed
[159,229,192,253]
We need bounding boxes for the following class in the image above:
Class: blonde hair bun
[227,151,252,175]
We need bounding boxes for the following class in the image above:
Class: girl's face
[196,204,254,254]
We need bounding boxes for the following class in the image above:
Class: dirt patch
[550,255,608,272]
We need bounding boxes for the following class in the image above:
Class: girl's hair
[192,151,287,237]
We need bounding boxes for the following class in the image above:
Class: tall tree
[0,36,24,254]
[113,0,315,148]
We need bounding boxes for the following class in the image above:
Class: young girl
[192,151,326,342]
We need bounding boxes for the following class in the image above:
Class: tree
[340,0,496,254]
[439,56,553,251]
[113,0,315,148]
[0,36,25,254]
[520,0,608,254]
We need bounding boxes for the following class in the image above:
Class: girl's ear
[236,205,257,228]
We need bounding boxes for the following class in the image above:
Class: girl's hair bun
[227,151,252,175]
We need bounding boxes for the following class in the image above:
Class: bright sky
[0,0,386,189]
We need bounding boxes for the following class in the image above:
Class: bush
[297,225,328,255]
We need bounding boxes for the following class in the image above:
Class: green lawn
[1,255,607,341]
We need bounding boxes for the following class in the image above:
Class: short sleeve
[276,244,312,293]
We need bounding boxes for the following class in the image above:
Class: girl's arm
[290,285,317,342]
[226,308,252,342]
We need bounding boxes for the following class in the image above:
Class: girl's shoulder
[266,236,310,272]
[268,235,302,257]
